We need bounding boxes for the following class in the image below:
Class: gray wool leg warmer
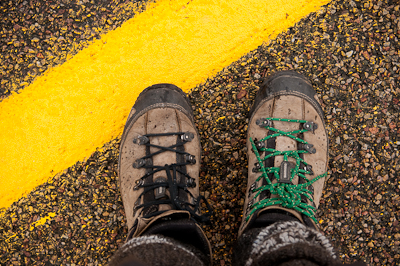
[234,221,339,266]
[108,235,206,266]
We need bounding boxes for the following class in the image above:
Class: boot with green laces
[239,70,329,235]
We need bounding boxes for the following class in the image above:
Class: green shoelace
[246,118,327,224]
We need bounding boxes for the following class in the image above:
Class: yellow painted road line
[0,0,330,210]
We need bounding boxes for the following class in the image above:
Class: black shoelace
[132,132,212,223]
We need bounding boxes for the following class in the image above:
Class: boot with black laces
[110,84,212,266]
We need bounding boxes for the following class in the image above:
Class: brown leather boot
[239,71,329,236]
[118,84,212,263]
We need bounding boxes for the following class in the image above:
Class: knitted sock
[233,221,339,266]
[108,235,206,266]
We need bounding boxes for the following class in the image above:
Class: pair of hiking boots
[118,71,329,263]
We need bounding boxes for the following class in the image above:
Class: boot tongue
[153,175,177,212]
[253,207,318,229]
[253,209,301,228]
[142,217,212,261]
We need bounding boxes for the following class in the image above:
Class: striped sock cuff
[121,235,197,256]
[244,221,337,266]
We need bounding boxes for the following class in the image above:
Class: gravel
[0,0,146,101]
[1,0,400,265]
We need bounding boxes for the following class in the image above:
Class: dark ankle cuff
[109,234,205,266]
[142,218,211,262]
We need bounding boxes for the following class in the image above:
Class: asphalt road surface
[1,0,400,265]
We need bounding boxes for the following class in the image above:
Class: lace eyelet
[249,182,257,198]
[133,135,149,145]
[185,154,196,164]
[133,158,146,168]
[299,143,316,154]
[186,178,196,188]
[181,132,194,141]
[256,118,271,127]
[255,140,265,149]
[303,121,318,132]
[252,162,261,173]
[305,164,314,175]
[134,179,144,190]
[246,200,253,214]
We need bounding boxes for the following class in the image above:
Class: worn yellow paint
[0,0,330,210]
[5,233,17,243]
[29,212,56,231]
